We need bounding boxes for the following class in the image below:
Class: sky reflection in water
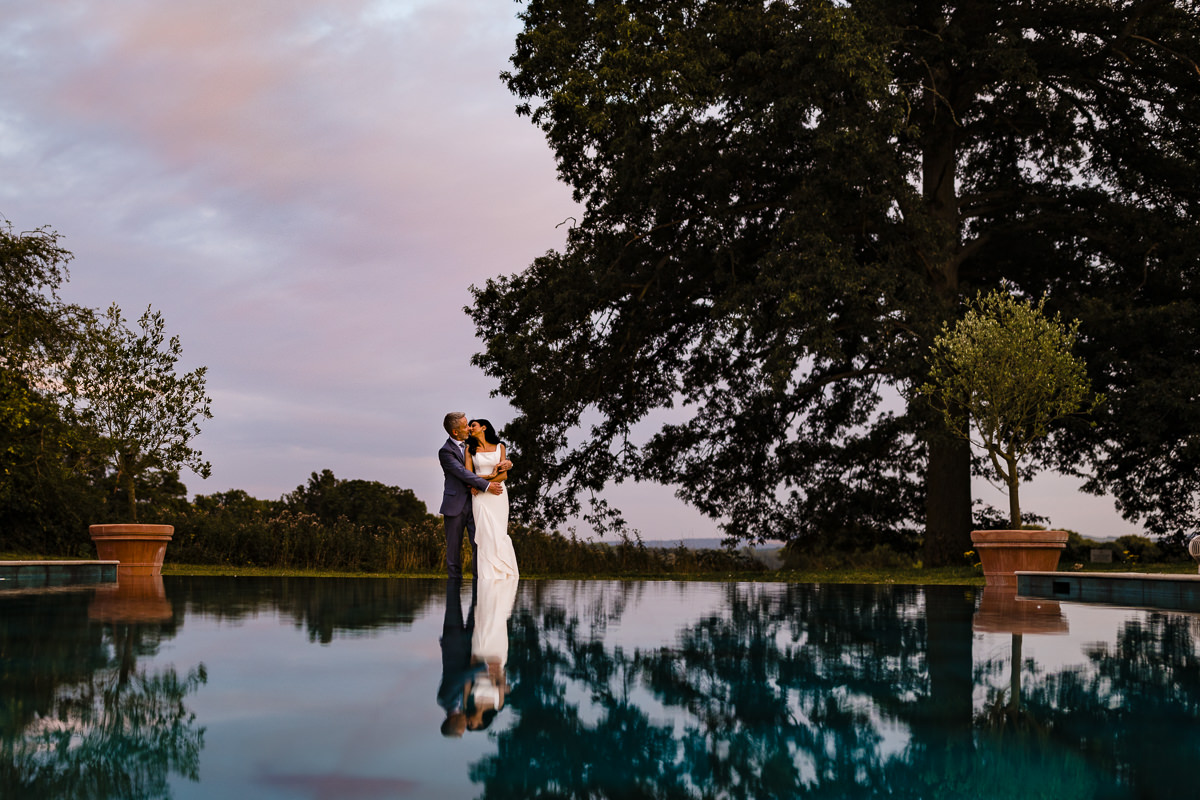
[2,577,1198,799]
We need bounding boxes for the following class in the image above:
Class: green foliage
[65,304,212,521]
[164,471,447,573]
[169,508,449,572]
[972,502,1050,532]
[167,496,764,575]
[1114,534,1164,564]
[472,0,1200,562]
[191,488,283,517]
[1060,531,1187,565]
[286,469,430,530]
[0,219,79,382]
[0,221,103,552]
[1,219,218,549]
[509,525,765,575]
[921,289,1101,527]
[780,541,919,571]
[0,222,88,509]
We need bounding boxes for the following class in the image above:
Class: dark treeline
[5,461,764,575]
[165,472,765,574]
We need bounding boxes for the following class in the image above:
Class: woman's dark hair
[466,419,502,454]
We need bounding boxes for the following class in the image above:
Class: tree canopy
[0,221,97,545]
[286,469,431,529]
[471,0,1200,559]
[1,221,79,485]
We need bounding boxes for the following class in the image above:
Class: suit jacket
[439,437,490,516]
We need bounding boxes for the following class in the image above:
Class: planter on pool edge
[89,524,174,577]
[971,529,1068,588]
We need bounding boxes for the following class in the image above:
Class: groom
[439,412,509,578]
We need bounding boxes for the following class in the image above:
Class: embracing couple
[438,412,519,580]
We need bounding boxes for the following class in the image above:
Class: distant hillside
[604,537,784,551]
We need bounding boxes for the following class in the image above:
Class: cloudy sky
[1,0,1137,541]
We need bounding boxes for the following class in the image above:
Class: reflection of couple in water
[438,577,519,737]
[437,412,520,736]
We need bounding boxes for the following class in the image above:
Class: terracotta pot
[971,529,1068,588]
[89,524,174,577]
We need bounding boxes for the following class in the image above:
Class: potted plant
[919,288,1102,585]
[67,303,212,575]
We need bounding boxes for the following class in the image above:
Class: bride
[465,419,519,579]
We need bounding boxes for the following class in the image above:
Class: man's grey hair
[443,411,467,435]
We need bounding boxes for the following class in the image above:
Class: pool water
[2,577,1197,799]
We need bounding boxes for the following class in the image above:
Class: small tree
[919,289,1101,529]
[67,304,212,521]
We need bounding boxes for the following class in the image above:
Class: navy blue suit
[439,437,491,578]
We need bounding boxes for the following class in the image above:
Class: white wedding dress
[471,447,519,579]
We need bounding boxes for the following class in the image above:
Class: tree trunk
[124,471,138,523]
[924,434,972,566]
[1006,455,1021,529]
[917,42,972,566]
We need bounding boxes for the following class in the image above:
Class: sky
[0,0,1140,542]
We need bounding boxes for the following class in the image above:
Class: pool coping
[1017,570,1200,613]
[0,560,119,591]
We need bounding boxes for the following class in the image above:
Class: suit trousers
[443,505,477,579]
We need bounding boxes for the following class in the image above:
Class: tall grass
[163,508,446,572]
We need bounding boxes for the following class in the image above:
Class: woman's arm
[479,444,509,482]
[493,444,508,483]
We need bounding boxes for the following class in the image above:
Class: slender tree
[920,289,1102,529]
[472,0,1200,560]
[66,304,212,522]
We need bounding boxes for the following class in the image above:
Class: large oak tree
[471,0,1200,562]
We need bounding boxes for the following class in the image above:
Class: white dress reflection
[466,577,519,731]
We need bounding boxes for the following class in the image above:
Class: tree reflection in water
[471,582,1200,799]
[0,585,205,799]
[1016,612,1200,797]
[166,575,438,643]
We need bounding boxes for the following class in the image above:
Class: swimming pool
[2,576,1195,798]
